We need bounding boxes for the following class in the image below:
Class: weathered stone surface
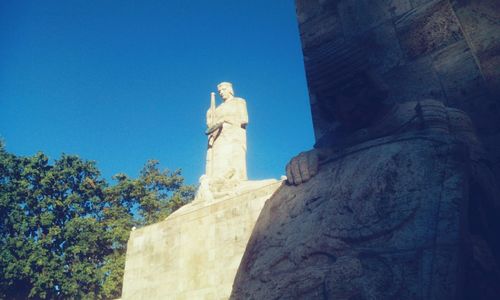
[225,1,500,298]
[296,0,500,196]
[231,133,469,299]
[395,0,463,59]
[363,21,405,75]
[451,0,500,95]
[303,38,373,140]
[295,0,325,24]
[337,0,408,35]
[432,40,485,107]
[411,0,435,7]
[299,10,343,50]
[121,180,282,300]
[448,0,500,181]
[431,40,498,134]
[383,55,445,104]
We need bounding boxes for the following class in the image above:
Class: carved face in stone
[217,83,234,102]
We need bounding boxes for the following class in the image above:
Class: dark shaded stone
[298,9,344,51]
[337,0,402,36]
[432,40,498,134]
[451,0,500,96]
[382,56,445,103]
[363,21,405,74]
[432,40,484,106]
[410,0,435,8]
[395,0,464,59]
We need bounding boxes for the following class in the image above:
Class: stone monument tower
[230,1,500,299]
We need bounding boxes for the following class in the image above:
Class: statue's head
[217,82,234,101]
[324,71,390,131]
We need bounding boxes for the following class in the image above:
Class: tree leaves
[0,143,194,299]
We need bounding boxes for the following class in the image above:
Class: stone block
[395,0,464,59]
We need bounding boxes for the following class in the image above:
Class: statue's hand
[286,149,319,185]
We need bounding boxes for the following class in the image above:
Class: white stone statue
[193,82,249,201]
[205,82,248,182]
[190,82,280,204]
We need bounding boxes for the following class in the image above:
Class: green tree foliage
[99,160,194,298]
[0,142,195,299]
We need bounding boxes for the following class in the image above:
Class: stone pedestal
[121,180,282,300]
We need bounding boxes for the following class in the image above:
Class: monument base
[120,179,282,300]
[231,134,471,299]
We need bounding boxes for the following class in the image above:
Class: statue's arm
[239,99,249,128]
[208,98,248,130]
[205,122,223,135]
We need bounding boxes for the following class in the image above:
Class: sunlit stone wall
[121,181,282,300]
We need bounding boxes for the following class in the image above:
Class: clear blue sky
[0,0,314,185]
